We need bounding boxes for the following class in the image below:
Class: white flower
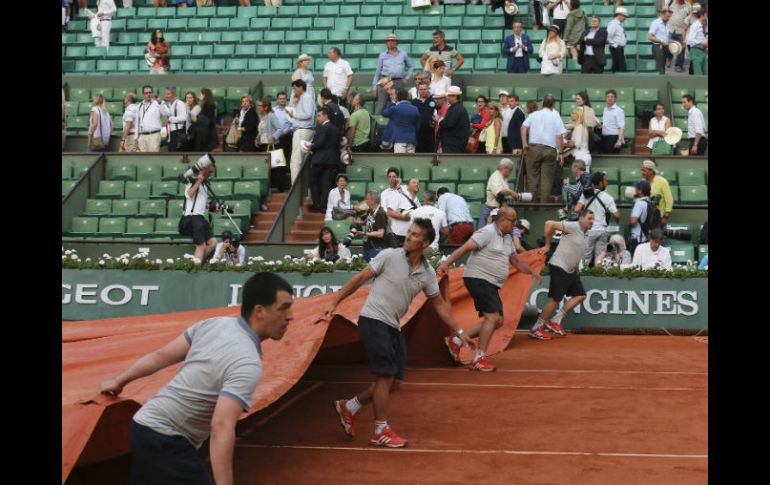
[85,258,91,263]
[183,254,192,260]
[192,257,201,264]
[235,263,243,267]
[255,256,264,261]
[155,259,163,265]
[99,259,105,265]
[65,250,72,255]
[284,255,292,260]
[166,258,174,264]
[62,255,66,260]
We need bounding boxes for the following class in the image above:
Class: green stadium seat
[112,199,139,217]
[217,164,242,180]
[347,182,367,202]
[538,87,561,100]
[98,217,126,237]
[63,180,77,198]
[125,218,154,238]
[426,182,456,194]
[678,168,706,186]
[475,58,498,71]
[635,88,659,102]
[69,217,99,236]
[328,220,350,242]
[467,201,481,219]
[213,44,235,58]
[459,30,481,42]
[209,181,234,199]
[167,200,185,219]
[127,18,147,31]
[624,119,636,138]
[514,86,537,101]
[228,199,253,218]
[124,181,152,200]
[221,31,243,43]
[320,6,340,16]
[233,181,263,206]
[457,183,485,202]
[139,199,167,218]
[97,181,125,199]
[619,168,642,185]
[347,166,372,182]
[152,181,180,198]
[679,185,708,204]
[428,166,457,183]
[402,165,431,182]
[270,58,292,71]
[167,18,187,30]
[136,164,162,182]
[368,181,390,194]
[147,19,168,32]
[208,18,229,30]
[74,60,96,73]
[62,164,73,180]
[154,218,179,236]
[188,18,209,30]
[459,166,488,182]
[695,89,707,103]
[204,59,226,72]
[84,199,112,216]
[603,185,620,201]
[615,88,635,102]
[201,32,221,43]
[668,244,695,266]
[110,164,136,181]
[637,59,658,73]
[162,163,186,181]
[249,59,270,72]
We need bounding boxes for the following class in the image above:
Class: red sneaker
[370,426,408,448]
[334,400,355,438]
[444,336,463,364]
[470,356,497,372]
[544,321,567,336]
[528,327,553,340]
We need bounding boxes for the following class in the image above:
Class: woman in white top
[575,91,599,128]
[548,0,571,34]
[539,25,567,75]
[291,54,315,99]
[308,227,352,264]
[87,93,112,153]
[565,107,591,170]
[647,102,672,155]
[429,59,451,96]
[325,174,352,221]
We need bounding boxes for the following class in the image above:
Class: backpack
[640,198,662,239]
[369,115,384,151]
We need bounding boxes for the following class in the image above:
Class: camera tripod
[204,180,243,237]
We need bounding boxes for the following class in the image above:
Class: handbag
[465,136,479,153]
[89,111,105,150]
[269,144,287,168]
[225,121,241,148]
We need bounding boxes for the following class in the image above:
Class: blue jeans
[363,247,383,262]
[670,33,685,68]
[477,204,493,229]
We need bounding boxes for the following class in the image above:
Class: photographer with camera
[573,171,621,267]
[436,187,475,245]
[308,227,352,264]
[479,158,523,229]
[359,191,389,262]
[562,159,592,214]
[211,230,246,265]
[178,154,218,265]
[640,159,673,227]
[631,228,672,270]
[595,234,632,268]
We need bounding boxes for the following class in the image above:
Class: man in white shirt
[135,85,163,153]
[631,228,672,270]
[119,93,139,152]
[606,7,629,72]
[386,178,422,244]
[686,10,708,75]
[181,154,218,264]
[601,89,625,154]
[288,79,316,184]
[479,158,521,229]
[647,8,673,75]
[96,0,116,51]
[379,167,408,217]
[160,87,188,152]
[573,171,621,267]
[499,91,514,153]
[521,95,567,204]
[212,231,246,265]
[410,190,448,253]
[323,47,354,106]
[681,94,707,155]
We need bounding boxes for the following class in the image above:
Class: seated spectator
[647,102,672,155]
[211,231,246,265]
[596,234,631,268]
[325,174,352,222]
[145,29,171,75]
[308,227,352,264]
[631,228,672,270]
[437,187,475,245]
[539,25,567,75]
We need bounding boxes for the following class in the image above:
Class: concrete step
[288,229,319,240]
[245,229,269,241]
[286,234,317,243]
[255,220,274,230]
[294,220,325,232]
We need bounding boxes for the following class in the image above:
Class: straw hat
[668,40,683,55]
[377,76,394,90]
[447,86,463,96]
[433,89,447,98]
[615,7,630,17]
[664,126,683,145]
[297,53,312,63]
[504,3,519,15]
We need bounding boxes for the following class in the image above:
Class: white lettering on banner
[583,290,609,314]
[656,291,677,315]
[609,290,624,315]
[677,291,698,316]
[229,284,242,307]
[63,284,160,306]
[527,288,700,316]
[62,284,71,304]
[75,284,98,304]
[229,284,340,306]
[101,285,132,306]
[625,291,651,315]
[134,286,159,305]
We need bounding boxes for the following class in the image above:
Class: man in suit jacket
[383,88,421,153]
[579,16,608,74]
[438,86,470,154]
[309,106,341,212]
[506,94,527,154]
[502,21,533,73]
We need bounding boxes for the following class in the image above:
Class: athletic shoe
[444,336,463,364]
[544,321,567,336]
[528,327,553,340]
[334,400,355,438]
[370,426,408,448]
[470,356,496,372]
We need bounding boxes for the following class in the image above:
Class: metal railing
[266,156,312,243]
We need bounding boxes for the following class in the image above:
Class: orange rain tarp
[62,251,544,483]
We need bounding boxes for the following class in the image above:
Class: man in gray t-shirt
[529,210,595,341]
[323,219,470,449]
[101,273,295,485]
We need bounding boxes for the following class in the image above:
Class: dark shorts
[547,264,586,301]
[358,315,406,380]
[190,215,214,245]
[463,277,504,316]
[130,421,213,485]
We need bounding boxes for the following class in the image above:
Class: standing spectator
[539,25,567,75]
[272,92,294,190]
[600,89,625,154]
[530,0,548,30]
[372,34,414,115]
[119,93,139,153]
[647,102,672,155]
[291,54,315,99]
[87,93,112,153]
[647,8,672,75]
[547,0,571,34]
[479,158,520,229]
[432,90,449,150]
[640,159,674,227]
[325,174,351,222]
[255,98,282,153]
[420,31,465,81]
[135,86,163,153]
[521,95,567,204]
[667,0,692,73]
[189,88,218,153]
[485,103,504,155]
[412,83,437,153]
[579,16,608,74]
[565,108,592,170]
[145,29,171,75]
[526,100,539,114]
[573,171,621,267]
[506,94,526,155]
[429,60,451,96]
[235,95,258,153]
[436,187,475,245]
[575,91,599,128]
[503,21,534,73]
[95,0,116,51]
[499,91,513,153]
[631,228,673,270]
[383,88,421,154]
[410,190,449,254]
[379,167,407,217]
[438,86,470,154]
[347,93,372,153]
[323,48,354,107]
[359,191,389,262]
[308,107,341,213]
[288,79,316,185]
[629,180,652,254]
[470,96,491,153]
[686,10,708,75]
[182,91,197,150]
[318,88,345,135]
[564,0,587,60]
[153,0,168,5]
[407,72,430,100]
[386,178,422,245]
[502,1,522,40]
[607,7,629,73]
[159,87,188,153]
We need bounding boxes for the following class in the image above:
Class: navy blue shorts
[358,315,406,380]
[547,264,586,301]
[190,215,214,245]
[129,420,213,485]
[464,277,504,316]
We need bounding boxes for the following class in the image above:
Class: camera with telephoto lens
[180,153,217,184]
[324,252,340,263]
[663,227,692,241]
[208,200,234,213]
[342,222,364,247]
[496,191,534,207]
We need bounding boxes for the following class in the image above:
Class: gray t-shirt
[133,317,263,448]
[464,223,516,288]
[577,190,617,232]
[360,248,440,329]
[549,221,587,273]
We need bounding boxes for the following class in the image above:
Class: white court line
[236,443,707,460]
[391,368,708,376]
[303,380,705,392]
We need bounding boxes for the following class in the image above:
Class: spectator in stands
[470,96,491,153]
[429,60,451,96]
[190,88,218,153]
[604,0,622,5]
[378,168,405,221]
[263,0,281,6]
[438,86,470,154]
[479,158,520,229]
[506,94,526,155]
[564,0,587,60]
[308,107,341,213]
[629,180,651,254]
[647,103,672,155]
[437,187,475,245]
[686,10,708,75]
[323,48,354,107]
[231,95,257,153]
[539,25,567,76]
[318,88,345,136]
[373,34,414,116]
[574,171,621,266]
[548,0,572,34]
[596,234,632,267]
[407,72,429,100]
[360,190,388,262]
[182,91,197,149]
[698,253,708,270]
[600,89,625,154]
[309,227,352,264]
[562,159,590,212]
[574,92,599,130]
[682,94,707,155]
[565,107,592,170]
[648,8,672,75]
[145,29,171,75]
[153,0,167,6]
[383,88,421,154]
[159,87,188,153]
[485,103,504,155]
[412,83,436,153]
[119,93,139,153]
[421,31,465,81]
[95,0,116,51]
[499,91,512,153]
[347,93,372,153]
[135,86,163,153]
[514,218,531,252]
[432,90,449,148]
[526,100,539,114]
[272,92,293,187]
[579,16,607,74]
[325,174,351,222]
[503,21,534,74]
[291,54,315,100]
[87,93,112,153]
[607,7,629,73]
[667,0,691,73]
[521,95,567,204]
[640,159,674,227]
[254,98,281,154]
[386,178,422,245]
[410,190,448,255]
[632,228,672,270]
[530,0,547,30]
[288,80,316,184]
[212,231,246,265]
